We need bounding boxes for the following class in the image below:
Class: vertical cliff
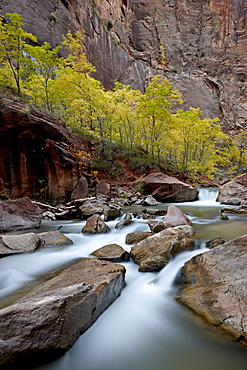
[1,0,247,132]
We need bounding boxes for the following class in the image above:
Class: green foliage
[0,12,37,94]
[0,12,246,181]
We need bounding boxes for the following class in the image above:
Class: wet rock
[115,213,133,229]
[125,231,154,245]
[0,197,42,232]
[142,208,167,218]
[91,244,130,262]
[221,206,247,214]
[0,233,41,256]
[205,236,225,249]
[217,173,247,205]
[42,211,56,221]
[130,225,195,272]
[103,207,121,221]
[38,230,73,248]
[142,173,199,202]
[163,205,192,227]
[0,258,126,368]
[177,234,247,345]
[82,214,110,234]
[147,221,166,233]
[220,213,229,220]
[142,195,161,206]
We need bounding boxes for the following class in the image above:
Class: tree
[137,75,182,163]
[0,12,37,94]
[25,42,62,111]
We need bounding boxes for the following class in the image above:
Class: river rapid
[1,189,247,370]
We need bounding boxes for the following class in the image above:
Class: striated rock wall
[1,0,247,131]
[0,98,91,202]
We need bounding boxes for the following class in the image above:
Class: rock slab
[0,258,126,368]
[177,234,247,345]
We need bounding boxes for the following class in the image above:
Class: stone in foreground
[38,230,73,248]
[0,258,126,368]
[130,225,195,272]
[177,234,247,345]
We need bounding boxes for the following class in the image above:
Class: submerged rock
[177,234,247,345]
[0,258,126,368]
[91,244,130,262]
[130,225,195,272]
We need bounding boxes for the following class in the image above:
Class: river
[0,189,247,369]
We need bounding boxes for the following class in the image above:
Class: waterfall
[198,187,218,202]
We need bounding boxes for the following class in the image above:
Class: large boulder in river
[217,173,247,205]
[82,214,110,234]
[177,234,247,345]
[142,172,199,202]
[0,258,126,368]
[0,233,41,257]
[130,225,195,272]
[38,230,73,248]
[0,197,42,232]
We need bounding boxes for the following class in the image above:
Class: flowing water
[0,189,247,369]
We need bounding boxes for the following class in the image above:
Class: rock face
[0,98,90,202]
[142,173,199,202]
[217,173,247,204]
[130,225,195,272]
[0,197,42,232]
[2,0,247,132]
[0,258,126,368]
[177,234,247,345]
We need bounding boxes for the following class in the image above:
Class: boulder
[38,230,73,248]
[91,244,130,262]
[96,180,111,200]
[103,207,121,221]
[177,234,247,345]
[82,214,110,234]
[147,220,166,233]
[142,173,199,202]
[0,258,126,368]
[125,231,154,245]
[79,200,106,218]
[0,197,42,232]
[0,233,41,257]
[221,206,247,214]
[142,195,161,206]
[217,173,247,205]
[163,205,192,227]
[130,225,195,272]
[142,208,167,218]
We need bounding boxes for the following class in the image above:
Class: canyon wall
[1,0,247,132]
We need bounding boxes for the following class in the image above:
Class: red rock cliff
[1,0,247,132]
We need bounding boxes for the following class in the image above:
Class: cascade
[0,196,246,370]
